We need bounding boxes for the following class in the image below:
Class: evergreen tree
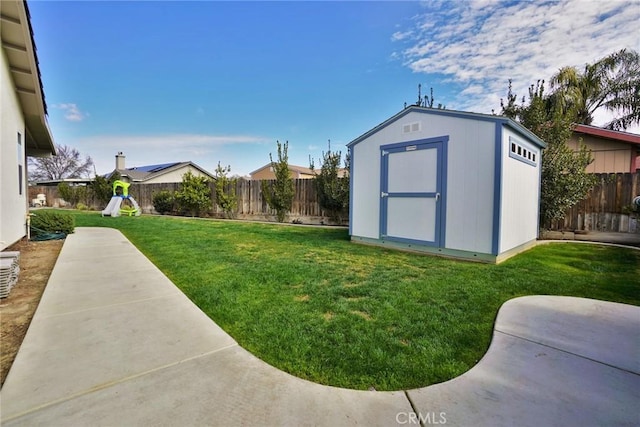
[262,140,294,223]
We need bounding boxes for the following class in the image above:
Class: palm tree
[550,49,639,130]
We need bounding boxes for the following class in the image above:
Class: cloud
[308,145,319,151]
[83,133,270,151]
[391,30,413,41]
[54,103,87,121]
[393,0,640,125]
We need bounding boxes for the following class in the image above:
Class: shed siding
[351,111,496,253]
[499,128,541,252]
[0,49,27,250]
[443,119,495,254]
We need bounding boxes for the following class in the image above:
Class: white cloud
[78,133,271,175]
[391,30,413,41]
[54,103,88,121]
[394,0,640,127]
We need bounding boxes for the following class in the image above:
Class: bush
[57,182,89,207]
[174,172,212,217]
[76,203,88,211]
[30,211,75,236]
[153,190,175,214]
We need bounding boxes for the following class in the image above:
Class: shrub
[310,143,349,223]
[57,182,88,207]
[76,202,88,211]
[153,190,175,215]
[174,172,212,217]
[30,211,75,236]
[262,140,294,222]
[214,162,238,218]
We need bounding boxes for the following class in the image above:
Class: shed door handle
[435,193,440,201]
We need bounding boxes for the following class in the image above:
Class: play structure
[101,180,141,217]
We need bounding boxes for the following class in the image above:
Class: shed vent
[402,122,421,134]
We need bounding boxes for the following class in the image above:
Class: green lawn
[61,210,639,390]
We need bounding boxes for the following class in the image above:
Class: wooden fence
[29,179,348,225]
[29,173,640,232]
[548,173,639,233]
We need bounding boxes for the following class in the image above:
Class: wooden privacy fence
[29,179,348,225]
[548,173,640,233]
[29,173,639,232]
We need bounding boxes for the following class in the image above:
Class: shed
[347,106,546,263]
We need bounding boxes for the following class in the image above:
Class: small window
[509,136,537,167]
[17,133,23,195]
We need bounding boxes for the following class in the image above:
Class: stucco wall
[143,166,213,184]
[0,49,27,250]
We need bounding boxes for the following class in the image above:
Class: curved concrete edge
[407,296,640,426]
[2,228,638,426]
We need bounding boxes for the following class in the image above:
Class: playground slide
[127,197,142,216]
[101,196,122,217]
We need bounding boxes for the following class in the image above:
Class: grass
[59,210,639,391]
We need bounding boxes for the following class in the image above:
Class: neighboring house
[1,0,56,251]
[568,124,640,173]
[348,106,546,264]
[108,152,215,184]
[250,163,347,180]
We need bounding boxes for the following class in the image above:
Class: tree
[309,141,349,223]
[550,49,640,130]
[501,80,596,226]
[214,162,238,218]
[28,144,94,182]
[405,84,446,109]
[91,171,121,206]
[262,140,294,223]
[174,171,212,217]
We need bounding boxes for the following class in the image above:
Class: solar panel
[130,162,179,173]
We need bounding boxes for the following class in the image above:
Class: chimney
[115,152,125,170]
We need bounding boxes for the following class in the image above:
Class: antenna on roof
[417,83,422,106]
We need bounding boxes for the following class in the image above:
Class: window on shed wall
[509,137,537,166]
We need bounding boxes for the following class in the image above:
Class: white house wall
[143,166,213,184]
[0,49,27,250]
[499,127,541,252]
[351,111,496,254]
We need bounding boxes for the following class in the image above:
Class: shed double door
[380,139,446,247]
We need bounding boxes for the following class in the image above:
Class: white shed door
[380,139,446,247]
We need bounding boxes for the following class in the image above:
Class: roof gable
[114,161,214,182]
[347,106,546,149]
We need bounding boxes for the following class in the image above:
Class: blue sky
[29,0,639,177]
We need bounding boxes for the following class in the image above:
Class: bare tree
[28,144,94,182]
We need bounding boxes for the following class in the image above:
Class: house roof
[573,124,640,146]
[113,161,215,182]
[347,106,547,149]
[250,163,314,176]
[0,0,55,157]
[250,163,348,178]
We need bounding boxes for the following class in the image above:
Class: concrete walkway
[1,228,638,426]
